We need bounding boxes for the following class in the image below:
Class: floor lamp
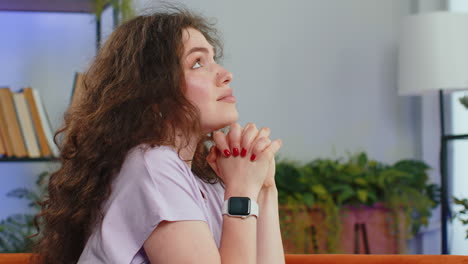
[398,12,468,254]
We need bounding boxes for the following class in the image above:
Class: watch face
[228,197,251,216]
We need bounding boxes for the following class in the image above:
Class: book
[12,92,41,158]
[0,88,27,157]
[70,72,85,108]
[0,125,5,157]
[32,89,60,158]
[0,99,13,157]
[23,87,52,157]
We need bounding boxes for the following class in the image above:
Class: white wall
[137,0,421,164]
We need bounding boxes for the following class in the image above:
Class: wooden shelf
[0,157,60,162]
[0,0,103,14]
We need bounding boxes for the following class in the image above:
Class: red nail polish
[224,149,231,157]
[241,148,247,157]
[250,154,256,161]
[233,148,239,157]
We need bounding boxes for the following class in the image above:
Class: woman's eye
[192,59,202,69]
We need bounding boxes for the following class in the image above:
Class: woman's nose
[217,68,233,86]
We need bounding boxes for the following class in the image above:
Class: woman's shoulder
[125,144,181,165]
[116,144,184,181]
[141,145,187,170]
[123,144,190,178]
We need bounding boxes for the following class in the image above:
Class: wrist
[224,187,259,201]
[261,185,278,195]
[258,186,278,204]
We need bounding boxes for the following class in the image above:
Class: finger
[206,146,222,176]
[250,137,272,161]
[254,127,271,143]
[206,145,216,163]
[240,123,258,157]
[213,131,231,157]
[242,122,255,135]
[227,123,242,157]
[259,139,283,161]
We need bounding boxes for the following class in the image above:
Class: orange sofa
[0,253,467,264]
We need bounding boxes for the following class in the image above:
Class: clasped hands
[205,123,282,193]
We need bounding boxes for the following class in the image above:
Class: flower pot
[279,204,327,253]
[341,203,407,254]
[279,203,407,254]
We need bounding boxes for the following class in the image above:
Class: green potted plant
[459,96,468,109]
[275,153,440,254]
[93,0,135,24]
[452,197,468,239]
[0,172,50,253]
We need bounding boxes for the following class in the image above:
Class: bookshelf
[0,1,113,162]
[0,0,112,52]
[0,157,60,162]
[0,0,98,13]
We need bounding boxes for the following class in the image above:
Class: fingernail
[250,154,256,161]
[233,148,239,157]
[241,148,247,157]
[224,149,231,157]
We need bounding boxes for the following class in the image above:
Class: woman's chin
[205,114,239,133]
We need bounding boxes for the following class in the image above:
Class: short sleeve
[86,146,207,263]
[142,147,207,225]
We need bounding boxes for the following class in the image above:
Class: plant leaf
[357,189,368,203]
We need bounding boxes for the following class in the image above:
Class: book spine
[12,93,31,157]
[0,125,5,157]
[23,87,52,157]
[13,93,41,158]
[0,88,27,157]
[70,72,84,108]
[0,95,14,157]
[32,89,60,158]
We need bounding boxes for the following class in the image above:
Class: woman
[30,4,284,264]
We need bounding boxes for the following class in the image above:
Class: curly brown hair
[28,4,226,264]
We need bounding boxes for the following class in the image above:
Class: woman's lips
[218,96,236,103]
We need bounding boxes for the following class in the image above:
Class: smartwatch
[222,197,259,219]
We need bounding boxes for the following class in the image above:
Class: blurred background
[0,0,467,255]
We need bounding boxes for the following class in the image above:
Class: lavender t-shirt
[77,145,225,263]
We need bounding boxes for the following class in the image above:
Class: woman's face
[181,27,238,133]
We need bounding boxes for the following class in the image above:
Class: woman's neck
[174,132,199,169]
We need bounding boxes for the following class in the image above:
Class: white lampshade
[398,12,468,95]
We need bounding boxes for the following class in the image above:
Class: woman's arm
[257,186,286,264]
[219,188,259,264]
[144,187,259,264]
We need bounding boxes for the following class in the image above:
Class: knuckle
[231,123,241,129]
[264,151,273,160]
[213,131,222,140]
[254,146,263,155]
[246,123,257,131]
[252,143,261,153]
[261,127,270,134]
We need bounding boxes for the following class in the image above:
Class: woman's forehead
[182,28,213,51]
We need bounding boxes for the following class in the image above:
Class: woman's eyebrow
[184,46,216,59]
